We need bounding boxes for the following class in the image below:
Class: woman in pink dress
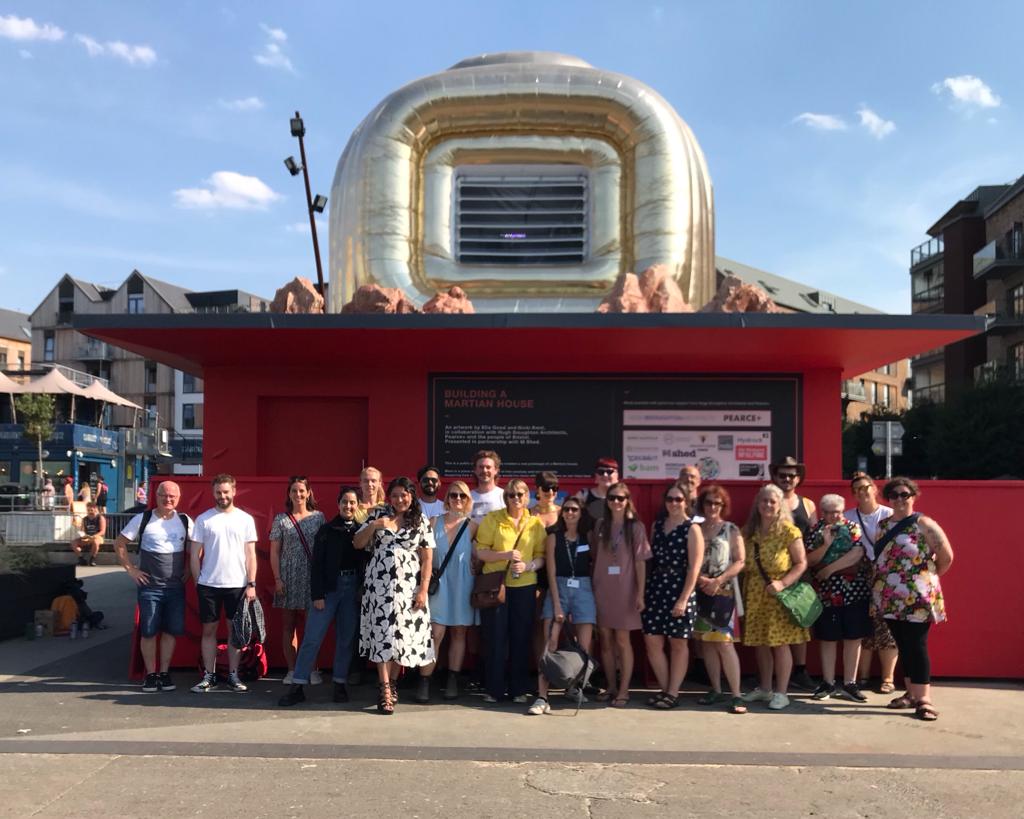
[592,481,651,707]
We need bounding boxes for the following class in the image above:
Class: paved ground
[0,568,1021,817]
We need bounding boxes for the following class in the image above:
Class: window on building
[127,275,144,314]
[868,381,877,405]
[1011,343,1024,381]
[145,362,157,393]
[876,364,892,375]
[1008,283,1024,318]
[182,373,202,394]
[0,349,6,370]
[43,332,55,362]
[880,384,891,407]
[454,166,588,265]
[57,279,74,323]
[182,403,197,430]
[17,351,25,370]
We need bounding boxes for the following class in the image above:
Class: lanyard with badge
[607,524,623,576]
[565,535,581,588]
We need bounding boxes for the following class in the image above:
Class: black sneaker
[157,672,175,692]
[278,684,306,706]
[225,672,248,693]
[414,675,430,704]
[835,682,868,702]
[811,681,834,700]
[790,669,817,692]
[87,557,97,567]
[142,673,160,693]
[191,673,218,693]
[333,682,349,703]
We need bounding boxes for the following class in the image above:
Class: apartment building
[717,257,909,420]
[29,271,268,473]
[0,308,31,375]
[909,175,1024,402]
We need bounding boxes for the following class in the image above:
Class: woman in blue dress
[414,480,478,703]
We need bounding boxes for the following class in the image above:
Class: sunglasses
[888,491,914,500]
[447,491,468,500]
[853,483,873,492]
[703,499,723,508]
[562,506,581,514]
[538,485,558,493]
[606,494,628,503]
[506,491,526,499]
[595,468,616,476]
[776,472,799,481]
[421,477,439,484]
[665,495,687,504]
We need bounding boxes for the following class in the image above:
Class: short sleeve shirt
[192,507,258,588]
[121,511,193,588]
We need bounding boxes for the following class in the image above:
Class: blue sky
[1,0,1020,315]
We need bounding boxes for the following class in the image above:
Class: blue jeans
[293,573,361,685]
[138,584,185,638]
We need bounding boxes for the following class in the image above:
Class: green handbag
[753,542,823,628]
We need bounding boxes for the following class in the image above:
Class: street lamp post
[284,111,327,297]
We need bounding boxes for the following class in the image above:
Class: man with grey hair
[115,481,193,693]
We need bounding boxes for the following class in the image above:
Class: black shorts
[197,584,244,624]
[813,599,872,642]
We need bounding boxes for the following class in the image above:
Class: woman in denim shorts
[526,499,596,715]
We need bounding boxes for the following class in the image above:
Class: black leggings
[885,619,932,684]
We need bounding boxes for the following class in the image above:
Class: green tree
[927,380,1024,478]
[14,393,55,497]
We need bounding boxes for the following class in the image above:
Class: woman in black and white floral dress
[353,476,435,714]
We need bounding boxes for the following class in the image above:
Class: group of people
[114,454,953,722]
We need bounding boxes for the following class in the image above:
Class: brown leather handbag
[470,527,525,609]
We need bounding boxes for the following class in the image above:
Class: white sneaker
[282,671,294,685]
[526,697,551,715]
[309,669,323,685]
[768,692,791,710]
[741,687,773,703]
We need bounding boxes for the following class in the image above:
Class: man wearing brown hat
[576,456,619,520]
[769,455,818,692]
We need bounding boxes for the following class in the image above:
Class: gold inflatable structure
[328,51,714,312]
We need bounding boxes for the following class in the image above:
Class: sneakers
[414,675,431,704]
[511,693,531,704]
[278,684,306,706]
[768,692,791,710]
[740,687,773,703]
[310,669,323,685]
[142,673,161,693]
[225,672,248,693]
[812,681,836,700]
[443,671,459,700]
[482,694,499,704]
[191,672,218,693]
[835,682,868,702]
[526,697,551,715]
[790,668,817,692]
[87,557,97,567]
[332,682,349,703]
[282,670,294,685]
[157,672,175,691]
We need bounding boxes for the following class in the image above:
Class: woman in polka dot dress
[641,482,704,709]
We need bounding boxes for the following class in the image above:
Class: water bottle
[34,623,44,639]
[81,622,90,639]
[69,622,79,639]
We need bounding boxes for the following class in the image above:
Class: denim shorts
[542,576,597,624]
[137,584,186,638]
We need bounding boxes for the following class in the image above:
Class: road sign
[872,421,905,440]
[871,442,885,456]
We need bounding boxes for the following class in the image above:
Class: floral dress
[805,520,871,608]
[642,519,697,639]
[873,515,946,624]
[358,507,436,666]
[270,511,326,610]
[742,521,809,647]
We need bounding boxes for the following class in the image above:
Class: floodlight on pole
[284,109,325,296]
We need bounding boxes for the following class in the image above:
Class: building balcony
[912,346,944,365]
[841,379,867,402]
[170,435,203,462]
[987,313,1024,336]
[911,284,944,314]
[974,361,1024,385]
[913,383,945,404]
[75,340,112,361]
[974,236,1024,280]
[911,236,944,270]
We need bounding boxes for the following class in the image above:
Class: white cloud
[19,49,32,59]
[857,106,895,139]
[254,41,293,72]
[219,96,265,112]
[0,14,65,41]
[793,112,847,131]
[75,34,156,66]
[259,23,287,42]
[932,75,1001,110]
[174,171,281,210]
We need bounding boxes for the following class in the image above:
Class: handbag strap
[288,513,313,561]
[751,537,773,586]
[435,518,470,581]
[872,513,919,557]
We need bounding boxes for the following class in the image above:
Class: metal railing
[973,234,1024,278]
[911,236,944,267]
[974,361,1024,385]
[914,383,946,403]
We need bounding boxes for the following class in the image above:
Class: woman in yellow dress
[740,483,809,710]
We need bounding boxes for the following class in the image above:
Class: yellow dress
[742,521,810,647]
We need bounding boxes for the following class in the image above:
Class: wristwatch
[245,581,256,588]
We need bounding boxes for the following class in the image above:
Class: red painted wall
[136,475,1023,680]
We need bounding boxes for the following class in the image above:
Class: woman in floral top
[873,477,954,721]
[805,494,872,703]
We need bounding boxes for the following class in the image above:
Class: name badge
[566,578,581,589]
[608,565,621,576]
[575,544,590,553]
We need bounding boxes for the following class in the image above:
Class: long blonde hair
[743,483,793,539]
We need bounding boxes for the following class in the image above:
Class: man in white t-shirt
[470,449,504,521]
[189,474,258,693]
[417,465,446,518]
[114,481,193,693]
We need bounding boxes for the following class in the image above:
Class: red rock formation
[699,274,783,313]
[341,284,419,314]
[598,265,695,313]
[422,286,475,314]
[269,277,325,314]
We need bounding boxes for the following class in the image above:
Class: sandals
[377,682,394,715]
[596,690,615,703]
[651,693,679,710]
[389,682,399,704]
[730,697,748,714]
[887,693,916,710]
[879,681,896,695]
[646,691,667,706]
[915,701,939,721]
[610,696,630,708]
[697,691,729,706]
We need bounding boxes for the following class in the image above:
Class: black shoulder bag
[871,513,920,561]
[428,519,470,597]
